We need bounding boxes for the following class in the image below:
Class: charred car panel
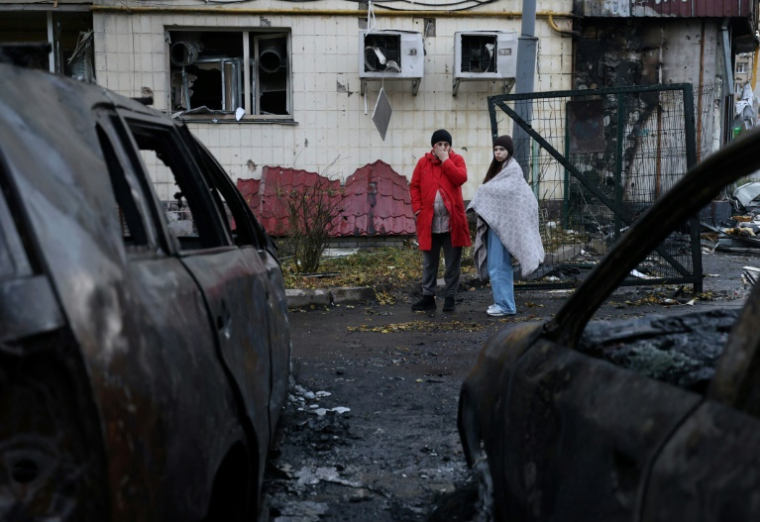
[459,128,760,521]
[0,63,290,520]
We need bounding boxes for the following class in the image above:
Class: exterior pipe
[512,0,538,181]
[721,18,734,97]
[547,14,578,37]
[87,5,572,21]
[696,19,705,161]
[46,11,55,73]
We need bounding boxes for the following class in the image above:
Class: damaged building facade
[0,0,574,207]
[571,0,756,161]
[0,0,755,237]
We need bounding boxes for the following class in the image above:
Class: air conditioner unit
[453,31,518,95]
[359,30,424,94]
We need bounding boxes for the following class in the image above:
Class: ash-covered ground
[264,250,755,522]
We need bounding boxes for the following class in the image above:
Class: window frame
[93,114,161,255]
[181,126,275,252]
[167,28,293,122]
[113,110,235,254]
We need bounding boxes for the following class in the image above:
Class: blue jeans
[487,227,516,314]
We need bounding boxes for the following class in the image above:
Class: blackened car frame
[0,62,290,521]
[458,127,760,522]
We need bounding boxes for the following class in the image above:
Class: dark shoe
[443,296,456,312]
[411,295,436,311]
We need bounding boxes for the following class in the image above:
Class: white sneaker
[487,304,500,314]
[487,307,516,317]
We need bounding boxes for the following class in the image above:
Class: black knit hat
[493,135,514,157]
[431,129,453,147]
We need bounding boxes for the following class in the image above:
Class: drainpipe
[512,0,538,181]
[712,77,723,153]
[722,18,734,98]
[46,11,55,73]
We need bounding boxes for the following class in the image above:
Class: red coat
[410,150,472,251]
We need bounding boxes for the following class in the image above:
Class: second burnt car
[0,61,290,521]
[458,129,760,521]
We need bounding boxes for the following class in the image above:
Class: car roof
[0,62,160,124]
[0,63,169,283]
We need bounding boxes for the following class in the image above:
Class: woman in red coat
[409,129,472,312]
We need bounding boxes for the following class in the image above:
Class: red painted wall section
[237,161,415,237]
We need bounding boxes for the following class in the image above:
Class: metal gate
[489,84,705,291]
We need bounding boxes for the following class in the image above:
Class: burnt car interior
[577,308,740,394]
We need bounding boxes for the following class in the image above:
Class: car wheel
[203,440,253,522]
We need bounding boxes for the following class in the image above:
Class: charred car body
[0,63,290,520]
[458,129,760,521]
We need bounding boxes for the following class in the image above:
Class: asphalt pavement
[267,249,757,522]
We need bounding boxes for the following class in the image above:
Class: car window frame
[112,110,235,256]
[0,153,33,279]
[93,109,167,256]
[179,126,274,252]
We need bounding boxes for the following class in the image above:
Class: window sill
[178,117,298,125]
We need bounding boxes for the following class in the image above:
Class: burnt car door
[90,110,245,520]
[640,283,760,522]
[114,111,279,476]
[184,131,291,437]
[459,129,760,522]
[0,152,110,519]
[514,131,760,522]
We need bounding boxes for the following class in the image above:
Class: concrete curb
[286,286,377,308]
[285,274,488,308]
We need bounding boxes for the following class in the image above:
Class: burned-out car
[0,62,290,520]
[458,129,760,521]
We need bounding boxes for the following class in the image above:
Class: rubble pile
[703,181,760,251]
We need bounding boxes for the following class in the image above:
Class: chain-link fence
[490,83,710,290]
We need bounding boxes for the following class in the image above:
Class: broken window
[460,34,497,74]
[363,33,401,72]
[169,30,291,119]
[0,12,94,80]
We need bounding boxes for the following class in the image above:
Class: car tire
[203,440,253,522]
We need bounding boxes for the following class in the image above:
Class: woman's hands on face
[433,142,450,163]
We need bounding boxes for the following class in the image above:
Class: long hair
[483,155,508,184]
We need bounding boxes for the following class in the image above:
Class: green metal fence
[489,83,707,291]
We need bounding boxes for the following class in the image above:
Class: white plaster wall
[93,0,573,201]
[661,19,723,160]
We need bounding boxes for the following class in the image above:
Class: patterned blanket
[467,158,545,278]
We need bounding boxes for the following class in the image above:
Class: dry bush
[278,177,345,273]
